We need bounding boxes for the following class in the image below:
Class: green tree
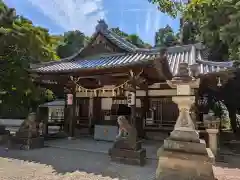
[155,25,179,47]
[184,0,230,61]
[110,27,129,38]
[149,0,240,61]
[0,0,16,28]
[148,0,183,18]
[110,27,151,48]
[56,30,86,58]
[0,1,57,117]
[126,34,148,48]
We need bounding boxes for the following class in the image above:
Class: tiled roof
[101,30,138,52]
[166,44,233,75]
[31,20,234,75]
[33,44,233,75]
[35,53,157,73]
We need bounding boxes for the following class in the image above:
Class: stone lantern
[156,63,215,180]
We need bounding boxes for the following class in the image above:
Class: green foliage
[126,34,148,48]
[110,27,129,38]
[0,1,56,118]
[148,0,183,18]
[218,0,240,60]
[56,30,86,58]
[155,25,179,47]
[110,27,151,48]
[184,0,230,60]
[150,0,240,61]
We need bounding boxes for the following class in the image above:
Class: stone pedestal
[0,125,10,144]
[10,136,44,150]
[156,131,215,180]
[109,116,146,166]
[157,74,215,180]
[206,129,219,156]
[108,140,146,166]
[156,147,214,180]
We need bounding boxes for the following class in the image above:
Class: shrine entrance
[117,104,131,116]
[143,97,179,130]
[75,98,90,129]
[111,99,131,122]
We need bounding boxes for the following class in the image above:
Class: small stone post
[206,128,219,156]
[204,113,220,156]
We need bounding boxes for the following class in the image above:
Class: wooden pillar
[63,92,69,133]
[143,86,149,119]
[140,86,149,137]
[129,85,137,128]
[93,97,102,124]
[69,87,76,137]
[64,86,76,138]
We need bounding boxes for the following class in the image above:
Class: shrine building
[30,20,233,140]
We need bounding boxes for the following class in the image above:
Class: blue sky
[3,0,179,45]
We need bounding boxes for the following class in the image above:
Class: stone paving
[0,139,240,180]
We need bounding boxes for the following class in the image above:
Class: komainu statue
[108,116,146,166]
[16,112,39,138]
[11,112,44,150]
[115,116,137,148]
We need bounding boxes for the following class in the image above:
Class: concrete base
[109,140,146,166]
[156,130,215,180]
[109,148,146,166]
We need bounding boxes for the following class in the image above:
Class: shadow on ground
[1,138,240,180]
[0,145,157,180]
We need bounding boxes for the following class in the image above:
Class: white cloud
[154,11,161,32]
[26,0,105,36]
[145,10,151,33]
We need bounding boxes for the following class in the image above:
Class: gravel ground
[0,147,156,180]
[0,146,240,180]
[0,157,117,180]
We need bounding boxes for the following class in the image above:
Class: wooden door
[76,98,90,128]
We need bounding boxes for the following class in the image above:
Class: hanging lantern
[217,77,222,87]
[127,91,135,106]
[67,94,73,105]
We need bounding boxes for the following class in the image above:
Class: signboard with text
[127,92,135,106]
